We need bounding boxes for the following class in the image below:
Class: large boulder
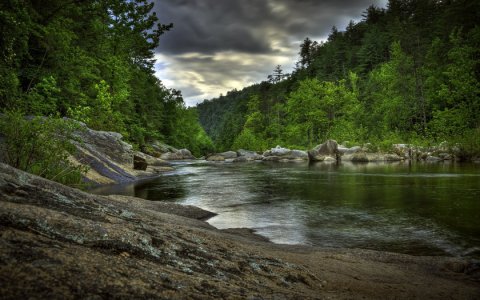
[349,151,369,162]
[263,146,308,162]
[308,140,339,162]
[134,151,170,167]
[263,145,291,157]
[160,148,195,160]
[71,124,138,184]
[147,141,178,157]
[206,151,239,162]
[236,149,264,161]
[219,151,238,159]
[178,149,195,159]
[342,151,404,162]
[338,146,362,156]
[206,155,225,162]
[73,126,134,166]
[290,150,309,160]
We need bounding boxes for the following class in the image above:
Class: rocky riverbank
[67,124,196,185]
[1,163,479,299]
[204,139,478,165]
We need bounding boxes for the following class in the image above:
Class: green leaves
[0,111,88,186]
[286,77,360,146]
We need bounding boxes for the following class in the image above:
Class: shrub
[0,110,88,186]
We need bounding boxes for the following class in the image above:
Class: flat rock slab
[1,163,479,299]
[107,195,217,221]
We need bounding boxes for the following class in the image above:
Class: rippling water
[91,161,480,258]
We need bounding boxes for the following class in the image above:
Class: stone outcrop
[206,151,241,162]
[219,151,238,159]
[233,149,264,162]
[142,141,195,161]
[146,141,178,157]
[205,154,225,161]
[160,148,195,160]
[308,140,339,162]
[341,151,403,162]
[68,124,174,184]
[263,146,308,162]
[71,125,138,184]
[1,163,479,299]
[134,151,170,167]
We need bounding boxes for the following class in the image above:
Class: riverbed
[90,160,480,258]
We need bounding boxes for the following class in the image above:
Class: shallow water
[90,161,480,258]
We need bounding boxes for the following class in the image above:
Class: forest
[0,0,214,157]
[1,0,479,185]
[197,0,480,159]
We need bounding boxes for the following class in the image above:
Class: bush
[0,110,88,186]
[454,128,480,161]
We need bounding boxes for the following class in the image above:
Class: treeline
[0,0,213,156]
[197,0,480,158]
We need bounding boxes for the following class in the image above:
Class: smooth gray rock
[308,140,339,161]
[206,155,225,162]
[219,151,238,159]
[264,146,291,157]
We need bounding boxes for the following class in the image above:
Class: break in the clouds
[154,0,387,106]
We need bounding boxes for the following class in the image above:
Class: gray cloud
[154,0,387,106]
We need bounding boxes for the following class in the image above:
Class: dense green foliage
[197,0,480,157]
[0,111,87,185]
[0,0,212,157]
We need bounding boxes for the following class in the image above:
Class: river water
[91,161,480,258]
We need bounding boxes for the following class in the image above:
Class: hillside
[197,0,480,157]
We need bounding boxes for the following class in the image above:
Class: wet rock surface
[70,124,174,185]
[1,163,479,299]
[308,140,339,162]
[263,146,308,162]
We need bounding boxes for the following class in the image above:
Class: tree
[297,37,318,69]
[286,76,359,146]
[268,65,287,83]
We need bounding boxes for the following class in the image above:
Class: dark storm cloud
[153,0,387,106]
[156,0,385,55]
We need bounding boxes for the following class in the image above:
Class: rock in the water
[262,156,281,162]
[236,149,263,161]
[233,156,249,163]
[308,140,339,161]
[219,151,238,159]
[133,154,148,170]
[160,148,195,160]
[160,151,182,160]
[264,145,291,157]
[350,151,369,162]
[178,149,195,159]
[134,151,170,167]
[290,150,308,159]
[426,155,442,162]
[206,155,225,161]
[338,146,362,155]
[382,154,403,161]
[146,141,178,157]
[206,151,239,161]
[438,153,452,160]
[262,146,308,161]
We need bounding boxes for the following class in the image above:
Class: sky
[154,0,387,106]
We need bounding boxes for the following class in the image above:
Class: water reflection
[90,160,480,258]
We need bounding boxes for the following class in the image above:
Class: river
[90,160,480,258]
